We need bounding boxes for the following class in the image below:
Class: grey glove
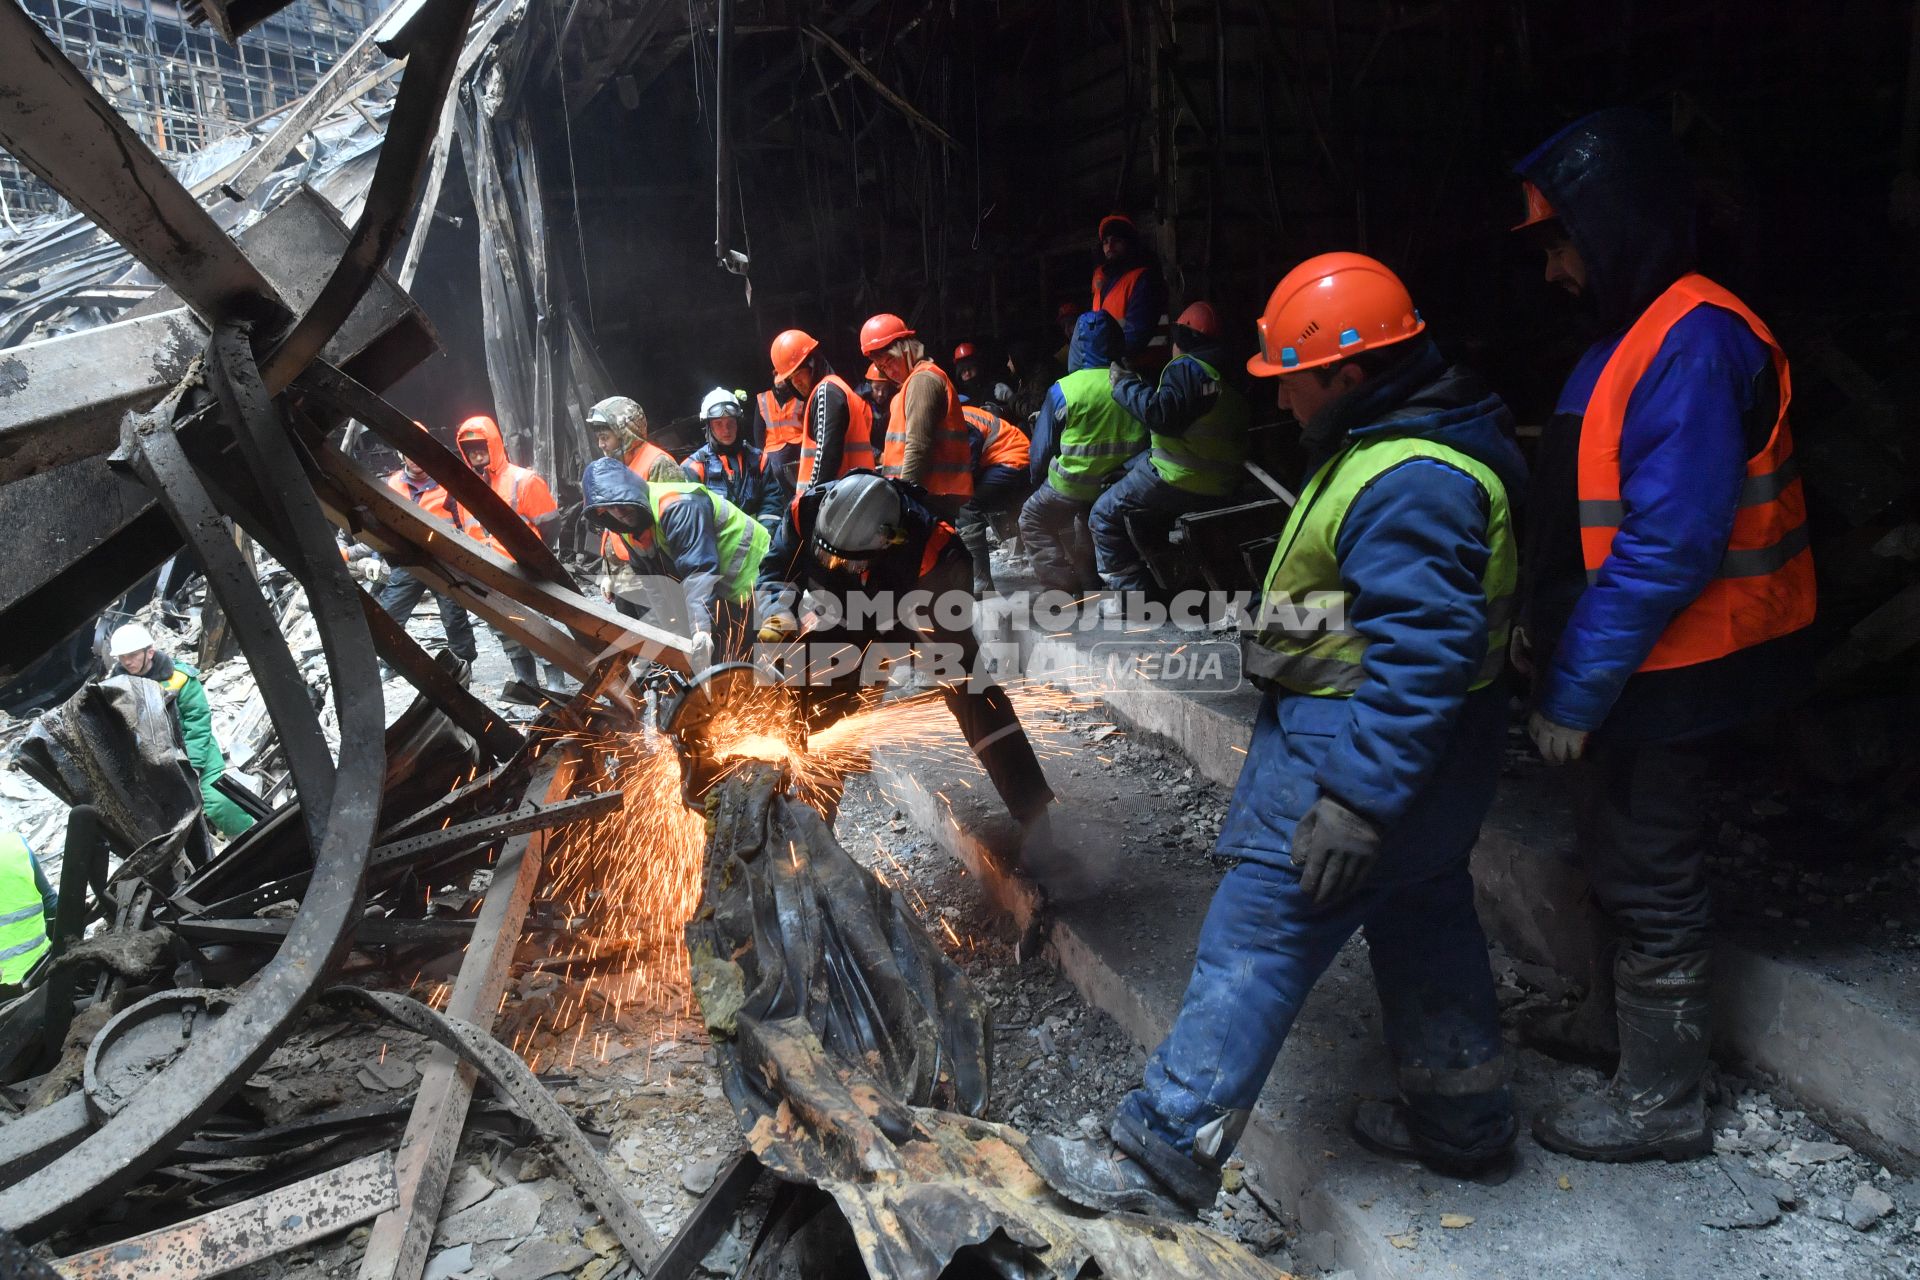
[358,556,390,585]
[1290,794,1382,907]
[1527,711,1589,765]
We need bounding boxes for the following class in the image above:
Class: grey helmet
[587,395,647,442]
[814,473,903,560]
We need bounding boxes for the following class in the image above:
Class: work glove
[1107,361,1134,389]
[1290,794,1382,908]
[1528,711,1589,766]
[357,556,390,585]
[757,610,800,644]
[688,630,715,673]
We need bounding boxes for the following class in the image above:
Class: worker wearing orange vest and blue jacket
[374,452,479,664]
[753,378,806,515]
[955,403,1031,595]
[683,389,784,532]
[1091,214,1170,371]
[454,414,562,693]
[771,329,878,491]
[1512,109,1816,1165]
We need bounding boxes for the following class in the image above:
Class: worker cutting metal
[755,471,1056,846]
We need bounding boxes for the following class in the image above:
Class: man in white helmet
[754,470,1054,836]
[108,623,254,837]
[682,389,783,532]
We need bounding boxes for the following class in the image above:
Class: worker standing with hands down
[580,457,769,670]
[109,623,257,839]
[1091,214,1170,369]
[683,388,783,532]
[1092,300,1251,600]
[863,313,977,522]
[754,471,1055,843]
[1030,254,1526,1216]
[771,329,877,491]
[374,448,479,665]
[1512,110,1816,1164]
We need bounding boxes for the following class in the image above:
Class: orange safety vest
[879,361,974,500]
[757,389,807,453]
[1092,262,1170,370]
[463,465,554,562]
[626,439,679,482]
[386,470,454,524]
[962,404,1030,471]
[1577,273,1815,671]
[796,373,877,489]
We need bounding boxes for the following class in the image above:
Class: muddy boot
[1351,1101,1517,1185]
[1533,950,1713,1162]
[1026,1135,1190,1217]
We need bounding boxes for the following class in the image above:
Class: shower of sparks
[520,676,1093,1056]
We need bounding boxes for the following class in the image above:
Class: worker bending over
[683,388,783,532]
[1092,301,1251,602]
[755,471,1054,837]
[1513,109,1815,1164]
[1032,254,1524,1215]
[110,623,256,838]
[957,403,1032,596]
[581,457,768,670]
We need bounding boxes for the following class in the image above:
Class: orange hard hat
[1098,213,1136,241]
[860,313,914,356]
[770,329,818,383]
[1512,179,1557,231]
[864,361,889,382]
[1247,252,1425,377]
[953,342,977,362]
[1175,301,1222,339]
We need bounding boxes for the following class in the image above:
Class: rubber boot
[1533,949,1713,1162]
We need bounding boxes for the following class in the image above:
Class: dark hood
[1516,108,1696,333]
[580,456,650,512]
[1305,336,1528,506]
[1067,310,1123,373]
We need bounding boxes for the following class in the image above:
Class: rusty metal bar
[0,6,285,329]
[49,1152,396,1280]
[350,749,570,1280]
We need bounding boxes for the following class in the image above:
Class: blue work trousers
[1089,454,1220,593]
[377,568,477,661]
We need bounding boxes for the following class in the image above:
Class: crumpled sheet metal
[686,765,1290,1280]
[686,762,991,1143]
[16,674,207,879]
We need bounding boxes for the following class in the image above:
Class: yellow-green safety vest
[1148,355,1251,497]
[643,481,769,604]
[1047,368,1145,502]
[1245,437,1515,696]
[0,832,50,985]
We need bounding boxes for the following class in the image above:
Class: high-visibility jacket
[0,832,50,985]
[616,481,767,606]
[757,389,807,454]
[385,469,455,523]
[797,373,877,488]
[454,416,556,562]
[879,361,974,499]
[1578,274,1815,671]
[1045,368,1144,502]
[963,405,1030,472]
[1147,355,1250,497]
[1247,437,1516,696]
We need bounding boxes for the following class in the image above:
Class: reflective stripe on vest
[0,832,48,984]
[645,482,768,604]
[1047,368,1145,502]
[758,390,807,452]
[797,374,877,489]
[1146,354,1251,497]
[1246,437,1517,697]
[962,405,1030,471]
[879,361,974,498]
[1576,273,1815,672]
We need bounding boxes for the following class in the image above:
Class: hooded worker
[1091,213,1169,368]
[580,456,769,671]
[109,622,256,838]
[1018,310,1143,594]
[454,414,561,695]
[683,388,783,531]
[754,470,1054,836]
[1512,109,1815,1164]
[1090,301,1252,608]
[771,329,877,492]
[1031,253,1526,1215]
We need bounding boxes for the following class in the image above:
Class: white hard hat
[109,622,156,657]
[700,387,743,420]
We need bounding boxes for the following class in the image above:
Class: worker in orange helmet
[453,413,561,696]
[1091,213,1170,370]
[951,340,988,404]
[1032,252,1525,1215]
[862,312,976,529]
[1513,109,1815,1165]
[772,328,877,492]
